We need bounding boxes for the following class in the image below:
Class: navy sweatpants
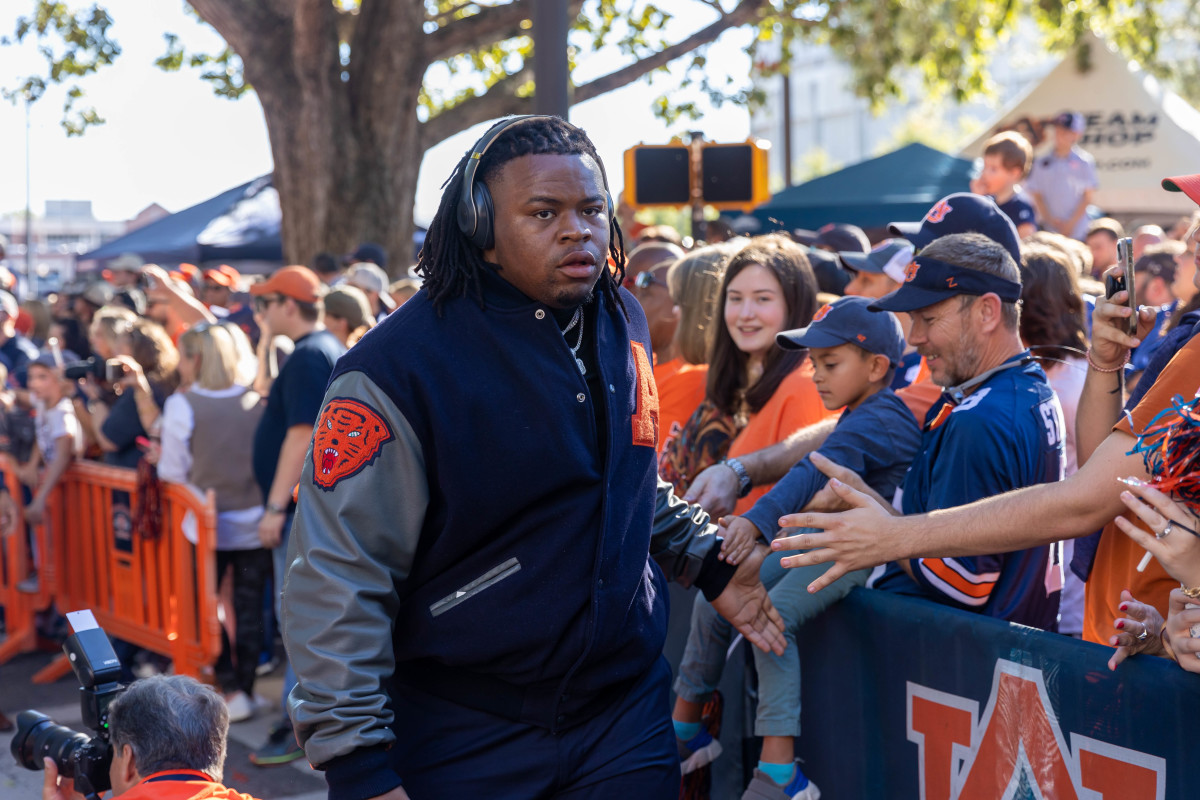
[388,656,679,798]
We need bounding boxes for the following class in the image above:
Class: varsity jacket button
[608,384,615,393]
[576,393,586,403]
[535,309,546,320]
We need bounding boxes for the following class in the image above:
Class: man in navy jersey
[804,232,1064,628]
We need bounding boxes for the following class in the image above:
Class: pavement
[0,647,327,800]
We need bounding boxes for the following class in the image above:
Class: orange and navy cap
[250,265,325,304]
[777,296,904,366]
[869,254,1022,314]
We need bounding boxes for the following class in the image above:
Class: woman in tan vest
[157,320,267,722]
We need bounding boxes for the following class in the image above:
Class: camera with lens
[10,610,125,798]
[63,357,124,383]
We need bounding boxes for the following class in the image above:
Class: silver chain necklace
[562,306,586,375]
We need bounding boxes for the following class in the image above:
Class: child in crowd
[673,297,922,800]
[17,348,83,590]
[975,131,1037,238]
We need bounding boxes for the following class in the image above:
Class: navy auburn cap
[777,295,904,366]
[869,255,1022,314]
[888,193,1021,264]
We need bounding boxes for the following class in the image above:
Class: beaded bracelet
[1085,347,1128,373]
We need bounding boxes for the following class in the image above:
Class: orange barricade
[0,458,56,669]
[0,459,221,683]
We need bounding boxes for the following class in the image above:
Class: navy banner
[787,588,1196,799]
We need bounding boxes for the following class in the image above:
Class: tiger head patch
[311,398,394,491]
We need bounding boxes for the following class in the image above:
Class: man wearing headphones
[282,116,785,800]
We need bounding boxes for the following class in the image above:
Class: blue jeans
[673,551,867,737]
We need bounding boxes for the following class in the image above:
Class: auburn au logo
[907,660,1165,800]
[925,199,953,223]
[630,341,660,447]
[311,397,395,490]
[813,304,833,322]
[904,261,922,283]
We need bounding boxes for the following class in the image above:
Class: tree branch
[426,0,533,62]
[425,0,587,63]
[187,0,278,60]
[420,67,534,147]
[574,0,769,103]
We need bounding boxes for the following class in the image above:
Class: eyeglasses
[254,295,284,312]
[633,272,666,291]
[202,283,226,292]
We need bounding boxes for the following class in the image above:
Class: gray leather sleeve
[283,370,427,767]
[650,477,732,597]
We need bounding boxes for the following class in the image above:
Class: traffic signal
[700,141,770,209]
[622,139,770,211]
[623,144,691,207]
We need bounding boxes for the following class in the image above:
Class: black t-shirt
[996,191,1036,231]
[101,385,167,469]
[252,329,345,498]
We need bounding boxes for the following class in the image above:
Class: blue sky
[0,1,755,226]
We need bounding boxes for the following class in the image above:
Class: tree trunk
[191,0,424,276]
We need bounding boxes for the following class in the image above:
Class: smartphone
[104,359,125,382]
[1104,236,1137,336]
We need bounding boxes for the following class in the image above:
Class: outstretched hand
[683,464,739,519]
[710,544,786,656]
[802,452,888,513]
[1107,589,1166,671]
[771,478,905,594]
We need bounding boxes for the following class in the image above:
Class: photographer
[41,675,261,800]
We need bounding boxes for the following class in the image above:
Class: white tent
[958,33,1200,215]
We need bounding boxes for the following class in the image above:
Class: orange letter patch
[630,341,660,448]
[312,398,394,491]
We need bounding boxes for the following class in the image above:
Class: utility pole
[533,0,570,118]
[25,97,35,297]
[688,131,705,244]
[781,72,793,188]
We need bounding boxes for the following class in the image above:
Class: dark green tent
[751,143,974,232]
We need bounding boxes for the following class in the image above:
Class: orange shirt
[654,357,708,453]
[120,770,261,800]
[727,361,837,516]
[896,356,940,425]
[1082,335,1200,644]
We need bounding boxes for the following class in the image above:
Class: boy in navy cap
[672,296,921,800]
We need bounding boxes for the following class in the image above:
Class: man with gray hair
[42,675,260,800]
[790,233,1065,630]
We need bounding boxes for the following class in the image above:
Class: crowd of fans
[1,108,1199,800]
[0,242,418,768]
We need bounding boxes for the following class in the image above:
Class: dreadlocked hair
[415,116,627,315]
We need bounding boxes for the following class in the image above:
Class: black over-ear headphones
[455,115,615,251]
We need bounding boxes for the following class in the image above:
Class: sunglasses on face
[254,295,284,312]
[633,272,666,291]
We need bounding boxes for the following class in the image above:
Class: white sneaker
[224,691,254,723]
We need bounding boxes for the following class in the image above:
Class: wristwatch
[722,458,752,499]
[264,502,289,515]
